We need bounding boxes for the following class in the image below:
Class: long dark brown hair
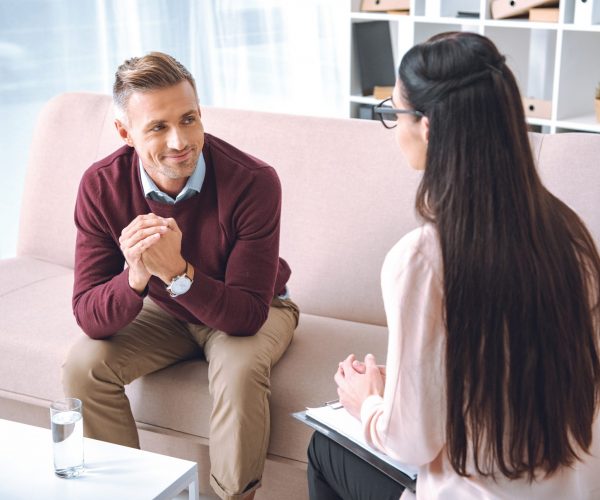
[399,32,600,480]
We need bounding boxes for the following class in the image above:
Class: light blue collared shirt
[139,153,206,204]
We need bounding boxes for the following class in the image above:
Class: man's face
[115,80,204,193]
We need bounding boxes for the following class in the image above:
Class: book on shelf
[293,403,417,493]
[353,21,396,96]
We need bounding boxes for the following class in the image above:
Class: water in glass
[51,406,84,478]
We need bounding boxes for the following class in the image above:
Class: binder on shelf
[353,21,396,96]
[523,98,552,119]
[574,0,600,25]
[529,7,560,22]
[491,0,558,20]
[361,0,410,12]
[293,405,417,493]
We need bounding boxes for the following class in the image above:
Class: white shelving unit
[350,0,600,133]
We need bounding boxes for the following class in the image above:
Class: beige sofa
[2,92,600,499]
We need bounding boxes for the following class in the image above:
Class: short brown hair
[113,52,197,115]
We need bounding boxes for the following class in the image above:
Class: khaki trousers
[62,297,299,500]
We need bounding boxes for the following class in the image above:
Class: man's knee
[210,354,270,401]
[62,336,120,395]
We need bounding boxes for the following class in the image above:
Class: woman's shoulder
[383,224,443,283]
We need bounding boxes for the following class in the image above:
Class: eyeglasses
[373,97,424,129]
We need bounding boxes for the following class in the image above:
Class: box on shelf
[491,0,558,20]
[573,0,600,25]
[373,86,394,99]
[529,7,560,22]
[361,0,409,12]
[523,98,552,119]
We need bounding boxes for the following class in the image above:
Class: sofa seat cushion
[128,313,389,463]
[0,258,77,401]
[0,257,73,297]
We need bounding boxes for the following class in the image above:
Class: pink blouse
[360,224,600,499]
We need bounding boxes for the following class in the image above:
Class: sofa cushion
[0,258,76,402]
[536,133,600,243]
[17,94,122,268]
[200,107,423,327]
[0,257,72,297]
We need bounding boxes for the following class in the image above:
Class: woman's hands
[334,353,385,420]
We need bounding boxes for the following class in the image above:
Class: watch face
[171,276,192,295]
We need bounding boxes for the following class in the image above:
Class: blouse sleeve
[360,228,447,466]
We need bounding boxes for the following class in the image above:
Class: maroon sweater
[73,133,291,339]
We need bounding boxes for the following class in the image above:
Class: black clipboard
[292,410,417,494]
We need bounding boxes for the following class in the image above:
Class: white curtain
[0,0,348,257]
[190,0,348,116]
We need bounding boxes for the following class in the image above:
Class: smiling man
[62,52,299,500]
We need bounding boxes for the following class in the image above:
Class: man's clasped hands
[118,213,188,294]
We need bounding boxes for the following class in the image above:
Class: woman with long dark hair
[307,31,600,499]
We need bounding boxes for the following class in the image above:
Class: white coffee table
[0,418,198,499]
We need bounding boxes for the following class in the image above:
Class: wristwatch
[166,262,193,297]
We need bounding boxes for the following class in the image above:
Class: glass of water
[50,397,84,478]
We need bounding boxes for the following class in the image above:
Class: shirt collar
[138,153,206,204]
